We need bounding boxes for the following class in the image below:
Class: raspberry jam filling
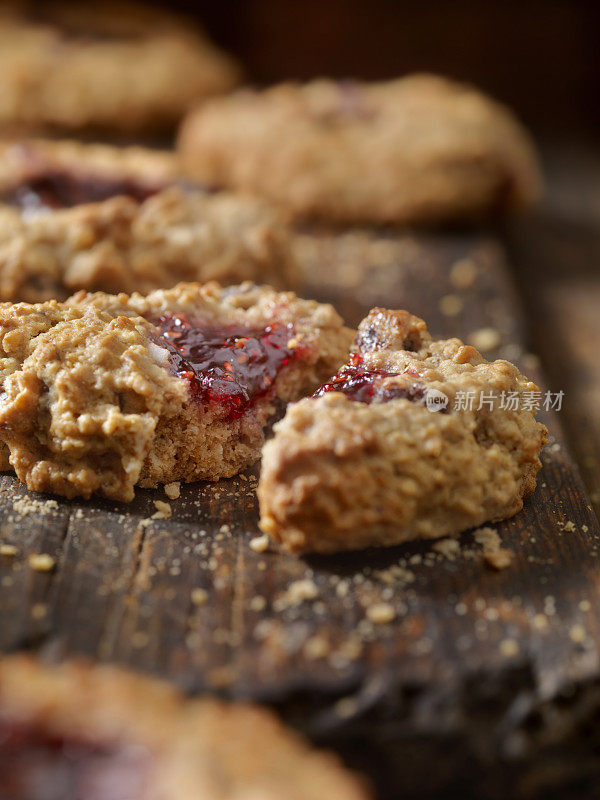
[0,720,151,800]
[3,171,164,212]
[155,313,298,418]
[313,353,425,405]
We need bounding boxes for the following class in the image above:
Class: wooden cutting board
[0,219,599,799]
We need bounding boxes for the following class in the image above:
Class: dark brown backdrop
[166,0,599,138]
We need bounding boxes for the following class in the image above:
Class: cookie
[0,138,178,211]
[0,654,369,800]
[0,139,298,302]
[258,308,547,553]
[0,0,239,133]
[178,74,541,225]
[0,282,352,500]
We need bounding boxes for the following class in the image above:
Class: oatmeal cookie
[0,654,369,800]
[0,138,178,211]
[179,74,541,225]
[259,308,547,553]
[0,1,239,133]
[0,187,298,303]
[0,138,297,301]
[0,282,352,500]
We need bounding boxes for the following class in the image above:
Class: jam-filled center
[2,170,165,212]
[313,353,425,405]
[155,313,297,418]
[0,719,151,800]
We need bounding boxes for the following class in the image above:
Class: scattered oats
[366,602,396,624]
[335,697,358,719]
[28,553,55,572]
[432,538,460,560]
[500,638,519,657]
[455,602,468,616]
[570,624,587,644]
[450,258,478,289]
[152,500,171,519]
[249,534,269,553]
[583,524,589,532]
[164,482,180,500]
[579,600,591,612]
[31,603,47,620]
[219,524,231,534]
[563,521,576,532]
[439,294,463,317]
[469,327,501,352]
[0,544,18,557]
[249,595,266,612]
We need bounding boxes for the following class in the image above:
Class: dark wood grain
[1,215,599,798]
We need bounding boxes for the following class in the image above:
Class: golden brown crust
[0,282,352,500]
[0,654,370,800]
[178,74,542,225]
[258,308,548,553]
[0,1,240,133]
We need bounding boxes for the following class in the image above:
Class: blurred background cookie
[0,0,240,134]
[178,75,541,226]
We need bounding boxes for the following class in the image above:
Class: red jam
[313,353,425,405]
[154,313,297,419]
[3,171,164,212]
[0,720,151,800]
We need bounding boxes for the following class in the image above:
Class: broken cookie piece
[0,654,370,800]
[258,308,547,554]
[0,282,352,501]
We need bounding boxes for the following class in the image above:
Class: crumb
[303,635,331,660]
[468,327,501,352]
[499,638,519,657]
[31,603,47,620]
[366,602,396,624]
[164,481,181,500]
[219,524,231,534]
[249,534,270,553]
[0,544,18,557]
[532,613,548,630]
[579,600,591,612]
[563,520,576,532]
[474,526,513,570]
[569,624,586,644]
[249,595,266,612]
[439,294,463,317]
[152,500,171,519]
[280,578,319,607]
[28,553,55,572]
[432,538,461,560]
[450,258,478,289]
[191,588,208,606]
